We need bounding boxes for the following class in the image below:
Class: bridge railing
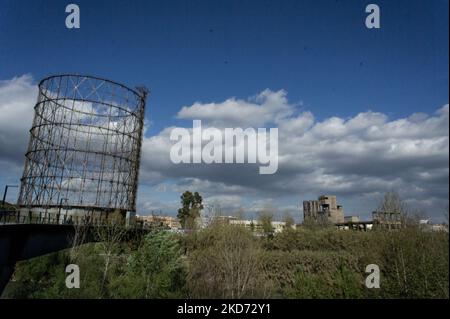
[0,209,148,230]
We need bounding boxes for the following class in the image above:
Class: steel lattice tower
[18,75,147,214]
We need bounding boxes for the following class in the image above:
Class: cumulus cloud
[0,75,448,219]
[177,89,295,127]
[0,75,36,164]
[142,91,449,218]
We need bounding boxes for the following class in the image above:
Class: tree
[283,212,295,228]
[95,210,127,297]
[234,207,246,220]
[207,201,223,219]
[258,210,274,235]
[68,221,89,262]
[378,191,410,227]
[186,224,272,298]
[110,231,186,298]
[378,191,407,214]
[443,206,449,226]
[177,191,204,229]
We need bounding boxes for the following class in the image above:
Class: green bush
[109,231,186,298]
[4,224,448,299]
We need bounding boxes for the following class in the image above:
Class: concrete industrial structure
[303,195,345,224]
[372,210,402,230]
[344,216,360,223]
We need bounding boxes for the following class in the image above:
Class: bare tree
[378,191,407,214]
[234,207,246,220]
[258,210,274,235]
[68,221,89,262]
[444,206,449,226]
[209,201,223,219]
[377,191,412,227]
[95,210,127,296]
[187,224,273,298]
[218,228,263,298]
[282,211,295,228]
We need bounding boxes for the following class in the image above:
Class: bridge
[0,209,149,295]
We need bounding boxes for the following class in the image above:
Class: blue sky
[0,0,448,221]
[1,0,448,132]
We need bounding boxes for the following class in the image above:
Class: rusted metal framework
[18,75,147,214]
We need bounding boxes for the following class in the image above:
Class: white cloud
[0,75,448,219]
[141,91,449,218]
[176,89,294,127]
[0,74,36,164]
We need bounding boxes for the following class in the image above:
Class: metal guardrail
[0,209,148,230]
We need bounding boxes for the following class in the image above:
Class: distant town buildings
[233,219,293,233]
[134,196,447,234]
[135,214,181,230]
[212,215,295,233]
[419,219,449,233]
[134,214,295,233]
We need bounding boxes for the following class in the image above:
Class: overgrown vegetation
[3,191,448,299]
[3,222,448,299]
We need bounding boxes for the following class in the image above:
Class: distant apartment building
[303,195,345,224]
[208,216,295,233]
[135,214,181,230]
[212,215,237,224]
[229,219,293,233]
[229,219,262,231]
[271,221,294,233]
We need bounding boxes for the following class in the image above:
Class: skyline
[0,0,448,221]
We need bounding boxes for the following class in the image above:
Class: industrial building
[372,210,402,230]
[303,195,345,224]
